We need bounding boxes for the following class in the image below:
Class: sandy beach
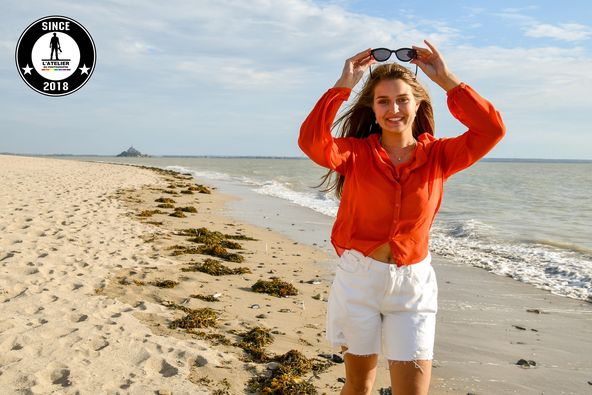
[1,155,591,394]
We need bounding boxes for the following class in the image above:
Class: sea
[67,156,591,303]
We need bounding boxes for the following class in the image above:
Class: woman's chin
[381,128,408,135]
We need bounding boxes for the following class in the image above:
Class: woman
[298,40,505,394]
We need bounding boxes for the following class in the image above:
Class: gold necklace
[380,137,416,161]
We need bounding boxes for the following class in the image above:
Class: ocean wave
[253,180,339,217]
[165,165,233,182]
[431,220,592,302]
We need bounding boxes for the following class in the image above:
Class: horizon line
[1,152,592,163]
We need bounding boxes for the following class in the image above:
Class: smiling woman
[298,40,506,395]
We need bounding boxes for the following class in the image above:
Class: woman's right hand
[334,49,375,89]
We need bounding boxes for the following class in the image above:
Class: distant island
[116,146,148,157]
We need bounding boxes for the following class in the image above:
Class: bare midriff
[368,242,395,264]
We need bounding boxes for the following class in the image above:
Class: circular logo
[15,16,96,96]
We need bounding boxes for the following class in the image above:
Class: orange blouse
[298,83,505,266]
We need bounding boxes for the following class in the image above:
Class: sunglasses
[370,47,418,78]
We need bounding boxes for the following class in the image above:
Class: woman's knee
[342,351,378,394]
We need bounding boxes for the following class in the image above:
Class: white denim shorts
[326,249,438,361]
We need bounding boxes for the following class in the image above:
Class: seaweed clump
[190,292,221,302]
[155,197,176,204]
[150,279,179,288]
[169,245,244,263]
[247,350,330,395]
[188,184,212,194]
[137,209,163,218]
[179,227,256,243]
[157,203,175,209]
[182,258,251,275]
[252,278,298,298]
[236,326,274,362]
[169,210,186,218]
[180,227,244,249]
[169,307,219,329]
[177,206,198,213]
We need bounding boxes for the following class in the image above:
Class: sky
[1,0,591,159]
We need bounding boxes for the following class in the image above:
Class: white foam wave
[431,220,592,302]
[165,165,232,181]
[253,180,339,217]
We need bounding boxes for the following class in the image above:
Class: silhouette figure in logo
[49,33,61,60]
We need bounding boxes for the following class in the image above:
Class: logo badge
[15,16,96,96]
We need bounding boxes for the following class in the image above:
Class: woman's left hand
[411,40,461,92]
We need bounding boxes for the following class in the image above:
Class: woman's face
[372,79,420,137]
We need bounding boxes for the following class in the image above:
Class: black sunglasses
[370,47,418,78]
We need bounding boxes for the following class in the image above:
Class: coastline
[1,155,590,394]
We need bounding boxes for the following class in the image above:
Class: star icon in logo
[79,64,90,75]
[22,64,33,75]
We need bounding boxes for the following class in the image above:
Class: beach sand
[1,155,590,394]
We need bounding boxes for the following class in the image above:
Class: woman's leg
[388,359,432,395]
[340,346,379,395]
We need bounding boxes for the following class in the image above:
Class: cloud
[2,0,592,158]
[80,0,452,93]
[444,44,592,111]
[524,23,592,42]
[495,7,591,42]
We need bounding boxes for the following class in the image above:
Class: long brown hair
[318,63,435,199]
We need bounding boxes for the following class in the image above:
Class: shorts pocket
[411,263,436,287]
[336,250,362,274]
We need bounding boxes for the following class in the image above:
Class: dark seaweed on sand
[181,258,251,275]
[251,278,298,298]
[187,184,212,194]
[169,244,245,263]
[155,197,176,204]
[150,279,179,288]
[169,307,219,329]
[169,210,186,218]
[247,349,332,395]
[235,326,274,362]
[190,293,221,302]
[137,209,163,218]
[178,227,257,242]
[177,206,198,213]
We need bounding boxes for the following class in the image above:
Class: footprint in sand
[159,360,179,377]
[72,314,88,323]
[51,369,72,387]
[33,362,72,388]
[11,342,24,351]
[0,252,16,261]
[92,337,109,351]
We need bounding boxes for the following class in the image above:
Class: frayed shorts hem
[328,341,434,362]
